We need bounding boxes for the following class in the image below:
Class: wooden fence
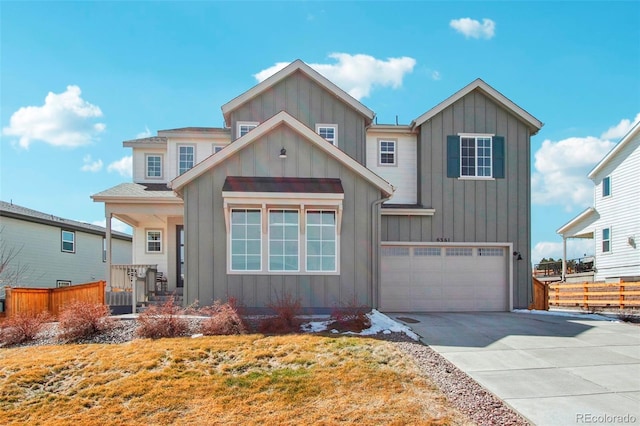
[548,281,640,309]
[3,281,106,318]
[530,277,549,310]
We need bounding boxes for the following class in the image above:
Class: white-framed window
[414,247,441,256]
[316,124,338,146]
[478,248,504,257]
[213,145,225,154]
[379,139,397,165]
[145,154,163,179]
[306,210,337,272]
[268,209,299,272]
[102,237,107,262]
[237,122,259,138]
[61,230,75,253]
[602,176,611,197]
[602,227,611,253]
[230,209,262,271]
[56,280,71,287]
[178,145,195,175]
[146,230,162,253]
[446,247,473,256]
[461,136,492,177]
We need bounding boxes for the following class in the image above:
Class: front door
[176,225,184,288]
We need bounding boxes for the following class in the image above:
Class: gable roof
[220,59,375,126]
[170,111,394,197]
[410,78,543,134]
[588,120,640,179]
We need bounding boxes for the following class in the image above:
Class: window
[478,248,504,256]
[316,124,337,146]
[146,154,162,178]
[414,247,441,256]
[447,135,505,179]
[446,247,473,256]
[237,122,258,138]
[61,230,75,253]
[602,176,611,197]
[602,228,611,253]
[213,145,224,154]
[379,139,397,165]
[178,145,195,175]
[306,210,337,272]
[146,230,162,253]
[56,280,71,287]
[230,209,262,271]
[102,237,106,262]
[269,210,299,271]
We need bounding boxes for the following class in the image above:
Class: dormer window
[146,154,163,179]
[316,124,337,146]
[238,122,258,138]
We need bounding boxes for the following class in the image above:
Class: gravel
[3,317,530,425]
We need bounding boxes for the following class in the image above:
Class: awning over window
[222,177,343,194]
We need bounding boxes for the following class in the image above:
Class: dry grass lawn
[0,334,471,425]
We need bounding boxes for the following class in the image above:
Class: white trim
[177,144,196,175]
[378,138,397,166]
[145,153,163,179]
[557,207,597,235]
[237,121,259,138]
[61,230,76,253]
[589,121,640,179]
[315,123,338,146]
[602,226,612,254]
[602,176,612,198]
[460,134,493,178]
[145,229,163,254]
[381,208,435,216]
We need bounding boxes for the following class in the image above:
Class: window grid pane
[239,124,257,137]
[147,155,162,177]
[306,210,337,271]
[379,140,396,165]
[231,209,262,271]
[269,209,299,271]
[461,136,492,177]
[62,231,75,252]
[318,126,336,144]
[602,228,611,253]
[147,231,162,252]
[179,146,194,174]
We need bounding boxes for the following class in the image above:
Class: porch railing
[109,264,157,314]
[533,255,595,277]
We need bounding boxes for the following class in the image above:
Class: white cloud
[532,136,616,211]
[92,218,132,234]
[254,53,416,100]
[450,18,496,39]
[532,239,594,264]
[2,85,106,149]
[136,126,152,139]
[107,156,132,177]
[600,112,640,140]
[81,154,103,172]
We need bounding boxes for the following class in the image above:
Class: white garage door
[380,245,509,312]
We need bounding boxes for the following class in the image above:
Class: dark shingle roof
[223,177,343,193]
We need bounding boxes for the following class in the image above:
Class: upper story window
[213,145,225,154]
[237,122,259,138]
[178,145,195,175]
[602,227,611,253]
[146,230,162,253]
[447,134,505,179]
[146,154,163,179]
[379,139,397,165]
[316,124,337,146]
[602,176,611,197]
[61,230,75,253]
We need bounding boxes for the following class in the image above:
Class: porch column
[562,236,567,282]
[105,211,113,291]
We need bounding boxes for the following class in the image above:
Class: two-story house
[557,121,640,282]
[93,59,542,313]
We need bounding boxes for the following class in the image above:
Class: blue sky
[2,1,639,263]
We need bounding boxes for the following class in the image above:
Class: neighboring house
[0,200,132,291]
[93,59,542,313]
[557,122,640,282]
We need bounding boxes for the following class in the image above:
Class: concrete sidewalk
[388,311,640,426]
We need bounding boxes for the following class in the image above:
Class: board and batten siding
[591,131,640,280]
[0,216,131,288]
[182,125,383,312]
[229,70,369,165]
[381,90,533,309]
[365,129,417,204]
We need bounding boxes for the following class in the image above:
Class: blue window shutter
[447,135,460,178]
[493,136,505,178]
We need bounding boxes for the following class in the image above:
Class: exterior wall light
[279,147,287,159]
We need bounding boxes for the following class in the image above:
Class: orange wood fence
[530,277,549,310]
[548,281,640,310]
[3,281,106,318]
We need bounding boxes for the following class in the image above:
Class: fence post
[620,284,625,309]
[583,283,589,310]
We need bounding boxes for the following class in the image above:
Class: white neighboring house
[0,200,132,294]
[557,122,640,282]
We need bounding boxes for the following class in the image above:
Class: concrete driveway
[387,311,640,426]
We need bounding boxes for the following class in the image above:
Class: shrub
[327,297,371,333]
[0,310,52,346]
[199,299,247,335]
[258,292,303,334]
[136,297,189,339]
[58,300,114,342]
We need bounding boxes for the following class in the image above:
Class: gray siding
[230,71,368,165]
[383,90,533,308]
[183,125,383,312]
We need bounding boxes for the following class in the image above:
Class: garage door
[380,245,509,312]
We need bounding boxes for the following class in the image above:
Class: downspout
[371,191,393,310]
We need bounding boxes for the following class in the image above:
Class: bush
[0,310,52,346]
[327,298,371,333]
[258,292,303,334]
[200,299,247,335]
[58,300,113,342]
[136,297,189,339]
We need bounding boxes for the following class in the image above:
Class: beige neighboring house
[557,121,640,282]
[0,200,132,295]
